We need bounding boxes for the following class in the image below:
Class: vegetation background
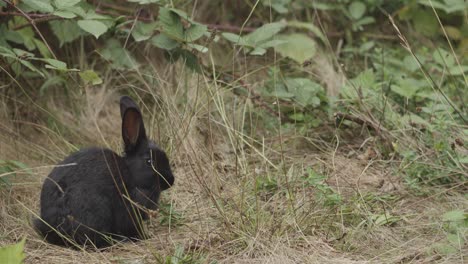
[0,0,467,263]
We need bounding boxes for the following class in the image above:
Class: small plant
[0,160,31,189]
[0,238,26,264]
[153,244,209,264]
[431,210,467,255]
[303,168,342,207]
[158,201,183,226]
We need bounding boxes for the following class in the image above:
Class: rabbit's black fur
[34,96,174,248]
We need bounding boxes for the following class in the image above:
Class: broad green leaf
[19,60,44,77]
[442,210,466,222]
[448,65,468,75]
[263,0,291,13]
[187,43,208,53]
[0,238,26,264]
[412,10,438,37]
[82,11,111,20]
[2,26,23,44]
[131,21,157,42]
[349,2,366,19]
[42,58,67,70]
[275,33,316,64]
[158,7,184,40]
[289,113,305,121]
[244,22,286,45]
[433,49,455,67]
[100,39,138,69]
[287,20,327,44]
[54,0,81,9]
[33,39,52,58]
[185,23,208,42]
[151,34,180,50]
[22,0,54,13]
[258,39,286,49]
[391,84,419,98]
[285,78,323,107]
[53,10,77,18]
[49,20,85,46]
[77,20,108,39]
[79,70,103,85]
[221,33,250,46]
[402,55,420,72]
[12,48,34,57]
[250,47,267,56]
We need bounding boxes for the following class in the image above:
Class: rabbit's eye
[146,159,152,166]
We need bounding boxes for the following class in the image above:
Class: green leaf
[244,22,286,45]
[263,0,291,13]
[131,21,157,42]
[185,23,208,42]
[0,238,26,264]
[402,55,419,72]
[349,2,366,19]
[42,58,67,70]
[448,65,468,75]
[412,10,438,37]
[433,49,455,67]
[77,20,109,39]
[442,210,466,222]
[187,43,208,53]
[49,20,85,47]
[391,85,417,99]
[275,33,316,64]
[22,0,54,13]
[19,60,44,77]
[151,34,180,50]
[100,39,138,69]
[79,70,103,85]
[287,20,327,44]
[158,7,184,41]
[53,10,77,18]
[54,0,81,9]
[285,78,323,107]
[250,47,267,56]
[7,160,32,175]
[221,33,250,46]
[371,213,401,226]
[258,39,286,49]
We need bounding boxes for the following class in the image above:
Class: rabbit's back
[35,148,141,247]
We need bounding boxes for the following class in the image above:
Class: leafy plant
[0,160,31,189]
[158,201,183,226]
[0,239,26,264]
[303,168,342,207]
[431,210,467,255]
[153,244,208,264]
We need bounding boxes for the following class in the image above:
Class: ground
[0,84,466,264]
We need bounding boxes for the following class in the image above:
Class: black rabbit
[33,96,174,248]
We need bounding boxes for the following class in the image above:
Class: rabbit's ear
[121,97,147,152]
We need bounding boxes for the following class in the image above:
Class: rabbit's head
[120,96,174,210]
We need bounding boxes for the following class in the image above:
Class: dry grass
[0,60,466,264]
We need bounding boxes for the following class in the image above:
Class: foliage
[0,239,26,264]
[0,160,31,189]
[153,244,208,264]
[303,168,342,207]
